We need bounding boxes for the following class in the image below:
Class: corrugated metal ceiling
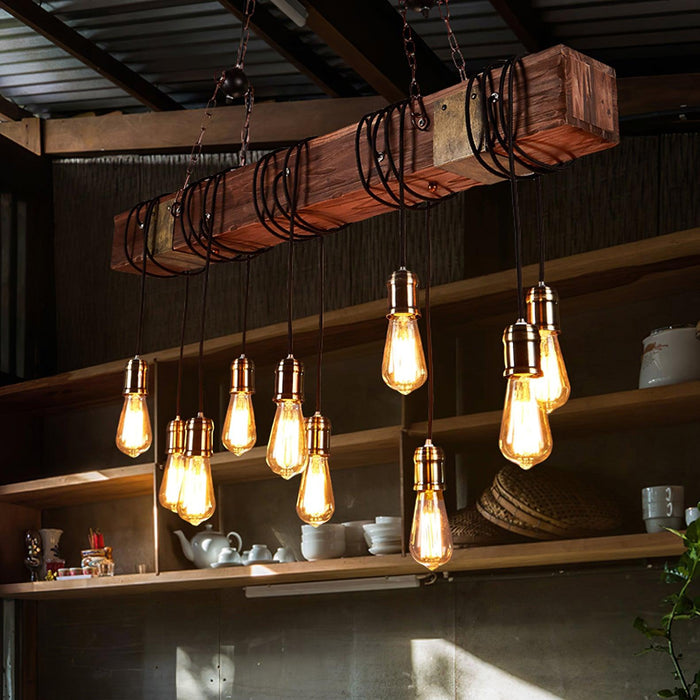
[0,0,697,118]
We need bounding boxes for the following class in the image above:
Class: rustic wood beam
[618,73,700,118]
[487,0,552,53]
[303,0,454,102]
[0,94,33,122]
[217,0,358,98]
[111,45,618,275]
[0,0,181,112]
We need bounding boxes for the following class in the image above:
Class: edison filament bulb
[177,413,216,525]
[116,356,152,458]
[158,417,186,512]
[266,356,308,479]
[222,355,257,456]
[526,282,570,412]
[296,413,334,526]
[409,440,453,570]
[499,321,553,469]
[382,268,427,395]
[532,329,570,413]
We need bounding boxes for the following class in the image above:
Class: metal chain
[236,0,256,68]
[398,0,429,130]
[239,86,254,167]
[437,0,467,81]
[172,0,256,216]
[172,78,224,216]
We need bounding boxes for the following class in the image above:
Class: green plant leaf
[657,690,675,698]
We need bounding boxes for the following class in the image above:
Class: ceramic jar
[639,324,700,388]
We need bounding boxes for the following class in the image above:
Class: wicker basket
[477,464,622,540]
[449,504,524,547]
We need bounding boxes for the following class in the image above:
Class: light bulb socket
[122,356,148,395]
[305,412,331,456]
[184,412,214,458]
[503,320,541,377]
[230,354,255,394]
[273,355,304,402]
[386,268,420,317]
[413,439,446,491]
[526,282,560,332]
[165,416,186,455]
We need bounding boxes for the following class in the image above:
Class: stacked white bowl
[363,516,402,555]
[342,520,373,557]
[300,523,346,561]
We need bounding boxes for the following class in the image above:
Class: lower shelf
[0,532,684,600]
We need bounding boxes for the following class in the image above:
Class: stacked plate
[363,516,402,556]
[301,524,346,561]
[342,520,373,557]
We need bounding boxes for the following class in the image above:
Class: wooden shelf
[0,463,154,509]
[211,425,400,483]
[1,228,698,414]
[0,532,683,600]
[408,381,700,444]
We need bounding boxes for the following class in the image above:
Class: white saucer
[211,561,243,568]
[368,545,401,556]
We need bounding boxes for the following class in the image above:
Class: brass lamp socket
[184,412,214,458]
[526,282,560,332]
[230,355,255,394]
[165,417,186,455]
[273,355,304,402]
[122,356,148,395]
[305,412,331,456]
[503,320,541,377]
[413,439,446,491]
[387,268,420,317]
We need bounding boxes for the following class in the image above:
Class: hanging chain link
[239,86,254,167]
[236,0,256,68]
[437,0,467,82]
[398,0,430,130]
[172,0,256,216]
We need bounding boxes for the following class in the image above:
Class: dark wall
[32,133,700,699]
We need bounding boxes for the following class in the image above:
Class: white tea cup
[686,507,700,527]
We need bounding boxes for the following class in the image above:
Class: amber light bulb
[409,440,453,571]
[526,283,570,413]
[116,357,152,458]
[296,413,334,526]
[222,356,256,456]
[532,330,570,413]
[158,417,186,512]
[266,356,308,479]
[177,413,216,525]
[499,374,552,469]
[382,269,427,395]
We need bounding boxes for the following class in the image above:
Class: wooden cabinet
[1,228,698,599]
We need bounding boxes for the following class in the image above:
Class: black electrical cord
[315,236,324,414]
[535,176,546,283]
[175,273,191,418]
[241,256,251,356]
[425,204,434,440]
[197,215,215,413]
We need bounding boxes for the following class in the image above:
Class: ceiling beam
[0,0,181,111]
[302,0,454,102]
[217,0,358,98]
[487,0,552,53]
[0,94,33,122]
[0,96,388,156]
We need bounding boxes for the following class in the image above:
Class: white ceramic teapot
[173,524,243,569]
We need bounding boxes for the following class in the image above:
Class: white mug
[642,486,684,519]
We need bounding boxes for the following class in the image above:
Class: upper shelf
[3,382,698,508]
[409,380,700,443]
[0,228,698,414]
[0,531,684,600]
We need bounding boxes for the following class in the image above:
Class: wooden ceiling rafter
[216,0,359,98]
[0,94,33,122]
[0,0,181,111]
[487,0,553,53]
[302,0,454,102]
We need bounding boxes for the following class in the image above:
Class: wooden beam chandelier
[112,0,619,573]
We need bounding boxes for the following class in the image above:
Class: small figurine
[24,529,42,582]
